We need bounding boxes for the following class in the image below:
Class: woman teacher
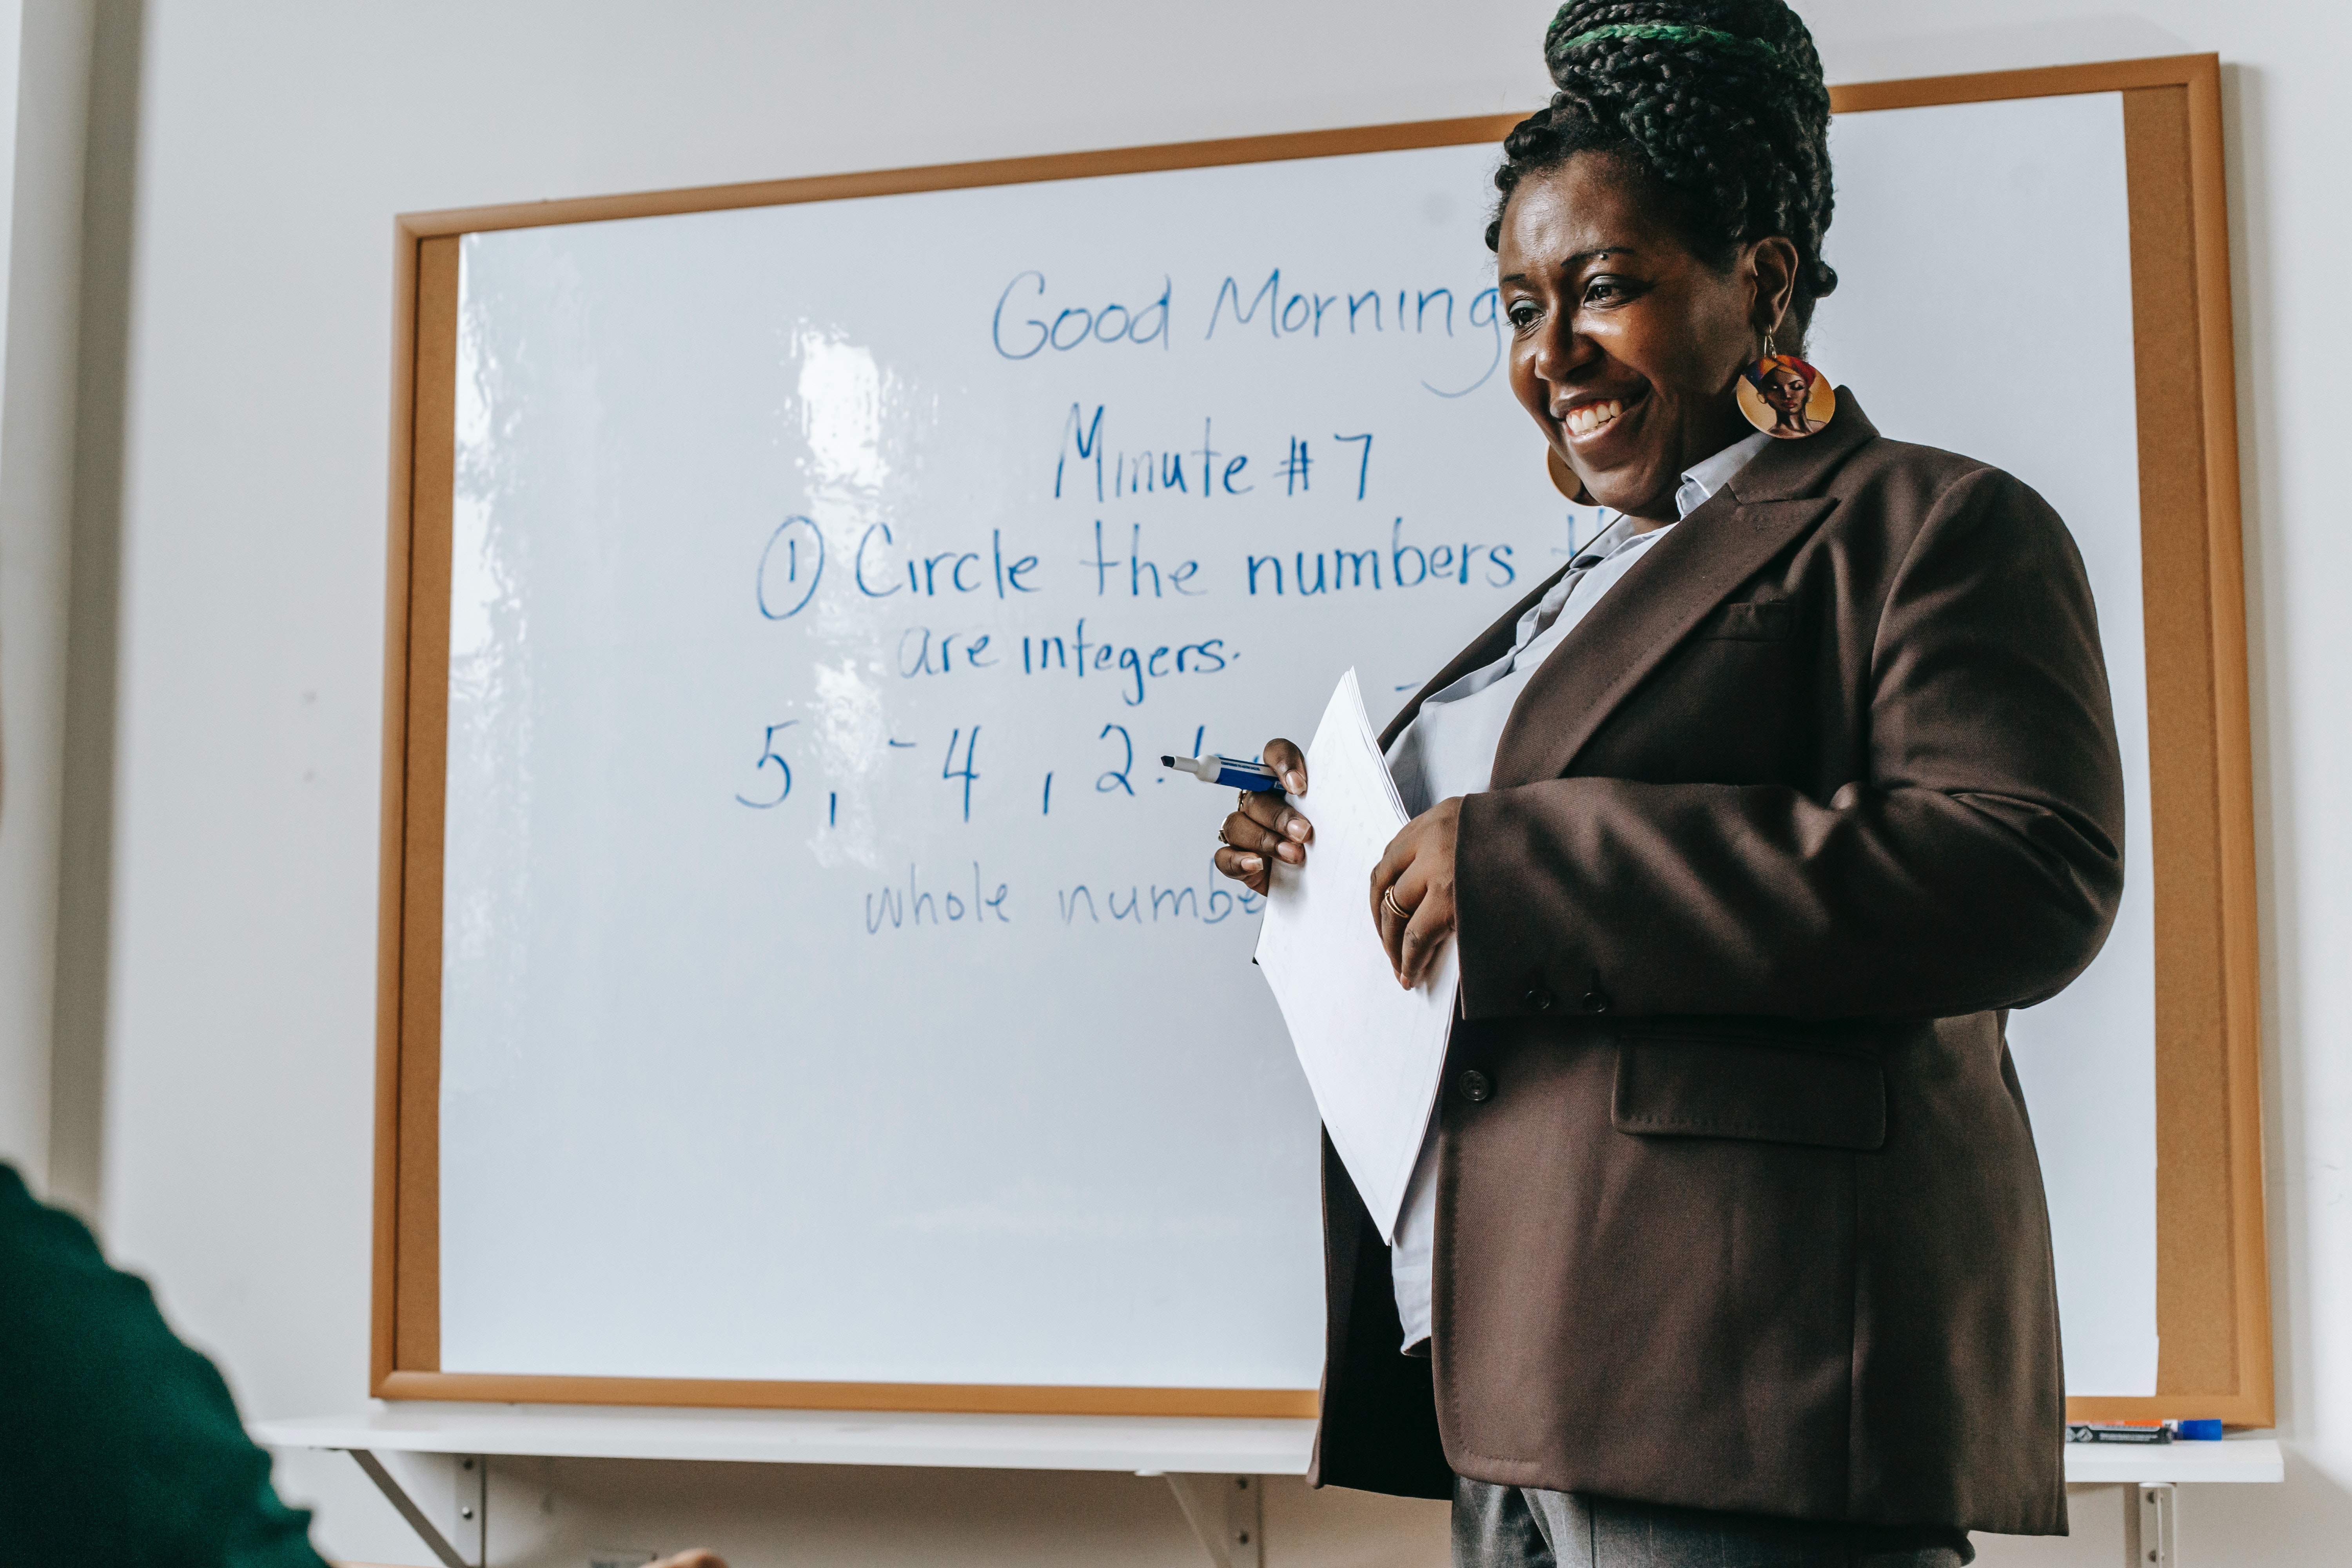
[1209,4,2123,1564]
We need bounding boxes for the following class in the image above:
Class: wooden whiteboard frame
[373,53,2270,1424]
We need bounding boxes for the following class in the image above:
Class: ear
[1747,237,1800,333]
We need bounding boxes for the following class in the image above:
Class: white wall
[0,0,92,1190]
[31,1,2348,1563]
[0,0,42,1171]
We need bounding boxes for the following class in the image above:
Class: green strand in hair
[1548,22,1780,64]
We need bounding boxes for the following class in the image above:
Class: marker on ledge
[1162,753,1286,792]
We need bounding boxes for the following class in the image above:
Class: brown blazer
[1308,394,2123,1537]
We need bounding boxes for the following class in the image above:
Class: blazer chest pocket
[1701,599,1791,641]
[1612,1035,1886,1151]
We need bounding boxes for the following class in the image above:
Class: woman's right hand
[1211,739,1311,895]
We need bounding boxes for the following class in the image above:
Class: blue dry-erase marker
[1162,753,1286,792]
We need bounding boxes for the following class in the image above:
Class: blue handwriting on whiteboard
[864,862,1013,933]
[993,272,1173,359]
[1082,523,1202,597]
[755,517,826,619]
[1201,269,1504,397]
[898,626,998,676]
[1096,724,1134,795]
[733,721,799,808]
[941,728,981,821]
[995,269,1502,394]
[1055,874,1263,926]
[1246,522,1516,595]
[1051,415,1252,499]
[1054,408,1378,505]
[1018,618,1230,707]
[852,524,1042,599]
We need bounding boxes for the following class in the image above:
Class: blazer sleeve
[1453,466,2128,1022]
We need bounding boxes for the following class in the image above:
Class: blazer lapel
[1376,566,1570,751]
[1489,393,1879,788]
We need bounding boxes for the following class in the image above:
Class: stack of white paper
[1253,668,1459,1243]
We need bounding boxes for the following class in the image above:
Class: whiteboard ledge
[371,1370,1317,1419]
[255,1405,2282,1485]
[254,1402,1320,1474]
[2061,1436,2283,1485]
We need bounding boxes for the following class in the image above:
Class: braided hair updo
[1490,0,1838,350]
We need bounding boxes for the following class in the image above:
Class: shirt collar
[1572,510,1653,566]
[1574,430,1775,564]
[1673,430,1773,518]
[1563,430,1776,575]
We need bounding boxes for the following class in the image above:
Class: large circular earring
[1546,446,1593,503]
[1736,329,1835,440]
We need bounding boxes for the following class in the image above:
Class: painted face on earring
[1737,349,1836,441]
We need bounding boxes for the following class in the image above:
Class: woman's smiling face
[1497,153,1797,521]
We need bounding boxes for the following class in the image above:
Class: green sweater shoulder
[0,1163,330,1568]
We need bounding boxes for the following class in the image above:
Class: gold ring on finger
[1382,888,1410,921]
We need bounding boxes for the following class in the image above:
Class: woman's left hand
[1371,797,1462,990]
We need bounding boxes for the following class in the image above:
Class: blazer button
[1583,987,1613,1014]
[1525,987,1555,1012]
[1457,1069,1492,1104]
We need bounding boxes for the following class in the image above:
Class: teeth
[1566,399,1624,437]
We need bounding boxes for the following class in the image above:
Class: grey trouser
[1453,1479,1969,1568]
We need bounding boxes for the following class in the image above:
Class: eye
[1582,276,1627,305]
[1506,300,1542,330]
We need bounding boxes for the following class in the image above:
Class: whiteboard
[438,142,1568,1388]
[435,97,2156,1396]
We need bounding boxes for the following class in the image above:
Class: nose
[1529,312,1597,410]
